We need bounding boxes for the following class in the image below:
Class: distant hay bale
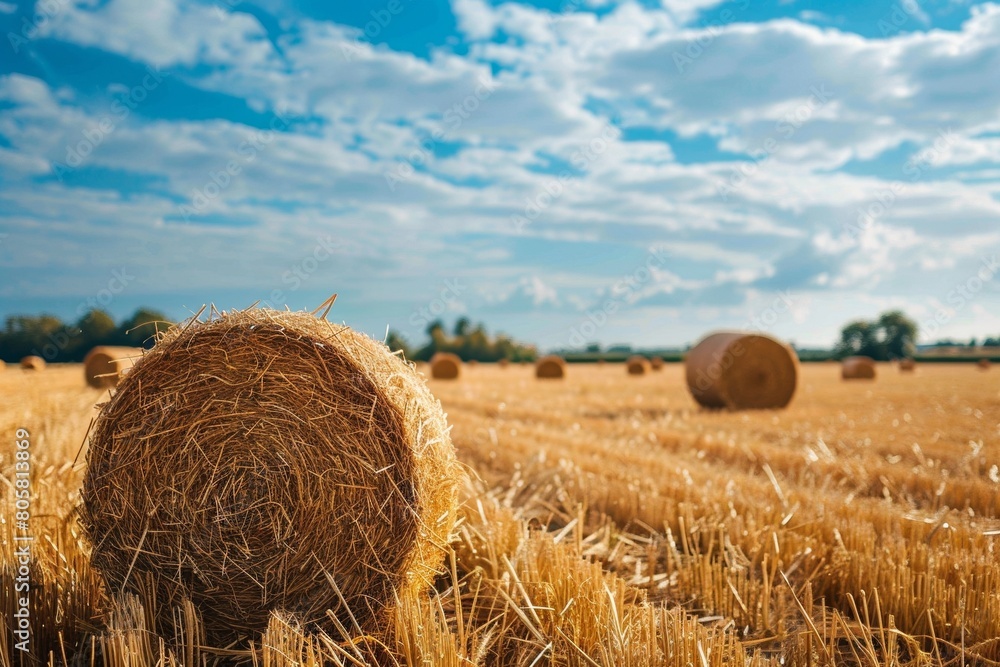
[978,358,991,371]
[596,359,606,366]
[685,332,798,410]
[83,346,142,388]
[20,356,45,370]
[467,359,479,367]
[498,358,510,368]
[626,356,651,375]
[842,356,877,380]
[81,308,461,647]
[535,355,566,379]
[898,358,916,372]
[430,352,461,379]
[650,356,665,371]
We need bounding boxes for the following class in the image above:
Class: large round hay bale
[650,356,664,371]
[83,346,142,388]
[685,332,798,409]
[81,309,461,647]
[20,356,45,370]
[535,355,566,379]
[626,356,651,375]
[497,358,509,368]
[429,352,461,379]
[841,356,877,380]
[898,358,916,372]
[978,358,991,371]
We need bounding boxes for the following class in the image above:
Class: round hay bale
[898,358,916,372]
[83,346,142,388]
[978,358,991,371]
[429,352,461,379]
[685,332,798,409]
[841,356,877,380]
[596,359,606,366]
[497,358,510,368]
[81,309,461,647]
[535,355,566,379]
[626,356,651,375]
[650,356,664,371]
[467,358,479,367]
[20,355,45,370]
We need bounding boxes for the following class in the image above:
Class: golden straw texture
[83,346,142,388]
[20,355,45,370]
[534,355,566,379]
[429,352,461,379]
[685,332,798,409]
[842,355,877,380]
[81,308,461,647]
[626,356,651,375]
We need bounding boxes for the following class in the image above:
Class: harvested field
[2,362,998,665]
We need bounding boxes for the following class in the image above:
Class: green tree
[877,310,917,359]
[117,308,170,348]
[74,309,117,358]
[835,311,917,361]
[0,314,74,362]
[385,329,412,359]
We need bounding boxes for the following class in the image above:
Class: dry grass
[535,356,566,379]
[81,310,460,648]
[18,356,45,371]
[626,356,651,376]
[2,362,998,665]
[685,332,798,410]
[82,347,141,389]
[431,353,462,380]
[842,357,877,380]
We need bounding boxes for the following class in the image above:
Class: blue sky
[1,0,999,350]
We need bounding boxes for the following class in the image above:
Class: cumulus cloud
[2,0,1000,346]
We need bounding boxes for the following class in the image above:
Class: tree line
[0,311,536,365]
[830,310,1000,361]
[1,307,992,365]
[387,317,537,362]
[0,309,169,363]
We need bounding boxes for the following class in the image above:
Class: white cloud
[452,0,499,40]
[4,1,1000,347]
[39,0,276,68]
